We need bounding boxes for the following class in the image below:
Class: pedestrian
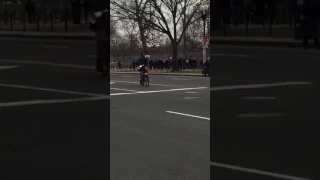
[132,60,136,70]
[83,0,90,24]
[301,0,320,49]
[25,0,36,24]
[87,0,109,75]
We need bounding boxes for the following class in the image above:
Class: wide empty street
[211,45,320,180]
[0,37,210,180]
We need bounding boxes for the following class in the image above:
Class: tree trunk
[171,41,179,72]
[183,33,187,58]
[183,1,187,59]
[138,22,148,54]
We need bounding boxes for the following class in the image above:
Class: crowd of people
[119,57,210,71]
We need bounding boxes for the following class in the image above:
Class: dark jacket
[302,0,320,20]
[87,0,109,31]
[137,56,148,66]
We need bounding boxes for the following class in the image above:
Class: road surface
[211,45,320,180]
[0,37,210,180]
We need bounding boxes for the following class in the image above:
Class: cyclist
[137,52,148,84]
[87,0,109,76]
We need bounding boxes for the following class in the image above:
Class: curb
[0,31,95,40]
[211,38,301,48]
[111,72,203,77]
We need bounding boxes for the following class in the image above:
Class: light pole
[200,2,209,64]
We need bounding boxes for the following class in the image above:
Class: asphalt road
[110,74,209,180]
[211,45,320,180]
[0,38,210,180]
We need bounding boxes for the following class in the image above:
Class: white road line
[0,65,19,70]
[0,59,95,69]
[58,63,93,69]
[166,111,210,120]
[0,84,106,97]
[110,88,137,92]
[210,162,312,180]
[211,82,313,91]
[0,96,110,108]
[172,78,188,80]
[110,87,208,96]
[42,45,69,49]
[162,75,207,79]
[211,53,247,57]
[111,80,180,87]
[237,113,287,118]
[242,96,276,100]
[184,97,199,100]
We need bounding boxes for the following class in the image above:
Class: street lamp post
[200,2,208,64]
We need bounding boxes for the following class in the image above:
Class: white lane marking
[211,53,247,57]
[0,84,106,97]
[162,75,208,79]
[185,92,197,94]
[111,80,179,87]
[42,45,69,49]
[172,78,188,80]
[210,162,312,180]
[166,111,210,120]
[0,96,109,108]
[110,88,137,92]
[0,59,95,69]
[242,96,276,100]
[184,97,199,100]
[111,87,208,96]
[211,82,313,91]
[110,82,116,84]
[0,65,19,70]
[237,113,287,118]
[58,63,93,69]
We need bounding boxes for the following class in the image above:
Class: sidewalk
[211,36,301,48]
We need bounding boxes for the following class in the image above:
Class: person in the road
[87,0,109,75]
[137,52,148,84]
[203,57,210,77]
[25,0,36,24]
[301,0,320,49]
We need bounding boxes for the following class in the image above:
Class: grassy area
[212,27,295,38]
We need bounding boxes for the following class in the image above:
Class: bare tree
[111,0,151,54]
[141,0,201,71]
[110,17,118,40]
[112,0,202,71]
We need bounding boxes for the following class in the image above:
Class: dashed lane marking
[211,82,313,91]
